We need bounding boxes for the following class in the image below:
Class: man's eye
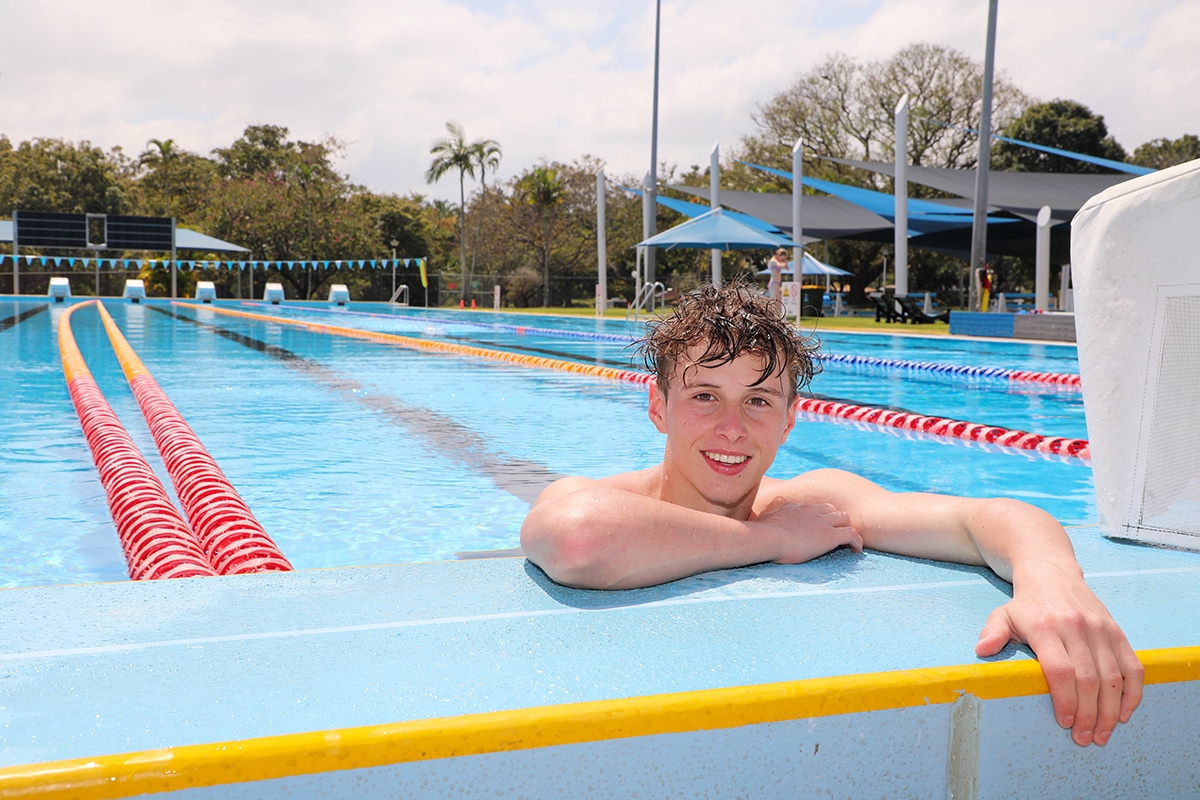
[694,392,714,401]
[748,397,770,407]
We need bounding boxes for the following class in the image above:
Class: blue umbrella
[637,208,797,251]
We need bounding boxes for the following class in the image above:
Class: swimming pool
[0,298,1092,589]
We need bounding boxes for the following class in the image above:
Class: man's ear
[781,395,799,442]
[648,377,668,434]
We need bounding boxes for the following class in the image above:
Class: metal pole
[969,0,999,312]
[645,0,661,285]
[1035,206,1051,311]
[391,240,399,301]
[171,217,178,299]
[597,170,607,317]
[12,210,19,296]
[710,141,722,287]
[792,139,804,316]
[894,94,910,298]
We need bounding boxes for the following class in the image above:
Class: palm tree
[139,138,177,217]
[518,166,565,307]
[469,138,502,280]
[425,122,480,302]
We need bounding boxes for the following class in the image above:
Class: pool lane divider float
[58,302,218,580]
[95,302,293,575]
[181,302,653,385]
[180,303,1091,462]
[818,353,1082,387]
[795,398,1090,459]
[238,302,1083,387]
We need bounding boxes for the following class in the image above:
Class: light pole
[390,239,399,301]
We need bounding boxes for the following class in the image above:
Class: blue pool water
[0,298,1092,589]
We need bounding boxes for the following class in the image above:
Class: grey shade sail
[823,157,1135,222]
[666,185,895,243]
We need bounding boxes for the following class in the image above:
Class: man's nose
[714,404,748,439]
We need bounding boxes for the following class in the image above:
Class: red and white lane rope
[97,303,292,575]
[796,398,1090,459]
[58,302,217,580]
[180,303,1089,461]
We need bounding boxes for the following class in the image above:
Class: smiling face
[648,347,798,519]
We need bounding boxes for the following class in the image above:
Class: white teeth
[705,452,748,464]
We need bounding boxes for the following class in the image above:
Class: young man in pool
[521,280,1142,748]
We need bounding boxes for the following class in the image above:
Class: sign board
[781,281,800,317]
[12,211,173,251]
[12,210,88,249]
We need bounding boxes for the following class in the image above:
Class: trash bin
[800,286,824,317]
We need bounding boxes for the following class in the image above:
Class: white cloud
[2,0,1195,203]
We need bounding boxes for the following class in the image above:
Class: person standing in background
[766,248,789,302]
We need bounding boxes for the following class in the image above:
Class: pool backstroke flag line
[1,256,426,271]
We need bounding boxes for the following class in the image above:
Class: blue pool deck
[2,525,1199,798]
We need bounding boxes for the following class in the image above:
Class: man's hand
[974,563,1144,747]
[750,497,863,564]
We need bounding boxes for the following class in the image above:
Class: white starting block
[263,283,285,305]
[47,277,71,301]
[195,281,217,303]
[328,284,350,306]
[123,279,147,303]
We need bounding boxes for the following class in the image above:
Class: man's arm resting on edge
[520,476,861,590]
[787,468,1145,748]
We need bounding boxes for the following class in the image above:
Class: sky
[3,0,1196,203]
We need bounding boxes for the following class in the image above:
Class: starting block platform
[1,526,1198,798]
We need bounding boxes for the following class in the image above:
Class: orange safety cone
[459,299,464,309]
[471,299,476,310]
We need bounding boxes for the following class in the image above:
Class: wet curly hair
[636,279,821,400]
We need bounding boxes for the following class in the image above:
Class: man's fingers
[1088,641,1125,746]
[1026,628,1084,737]
[973,607,1014,658]
[1115,636,1145,724]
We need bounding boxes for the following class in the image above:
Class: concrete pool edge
[2,646,1196,799]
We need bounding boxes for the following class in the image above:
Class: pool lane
[0,302,49,332]
[157,305,566,504]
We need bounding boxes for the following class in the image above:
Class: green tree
[0,136,131,215]
[516,166,565,306]
[992,100,1127,173]
[212,124,298,179]
[1131,134,1200,170]
[132,146,217,224]
[200,126,378,299]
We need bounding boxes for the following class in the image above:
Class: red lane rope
[179,302,1089,462]
[795,398,1091,460]
[58,302,217,580]
[96,302,292,575]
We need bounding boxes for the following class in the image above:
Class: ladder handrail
[627,281,666,321]
[389,285,410,306]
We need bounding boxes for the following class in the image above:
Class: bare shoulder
[757,468,887,508]
[532,467,659,507]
